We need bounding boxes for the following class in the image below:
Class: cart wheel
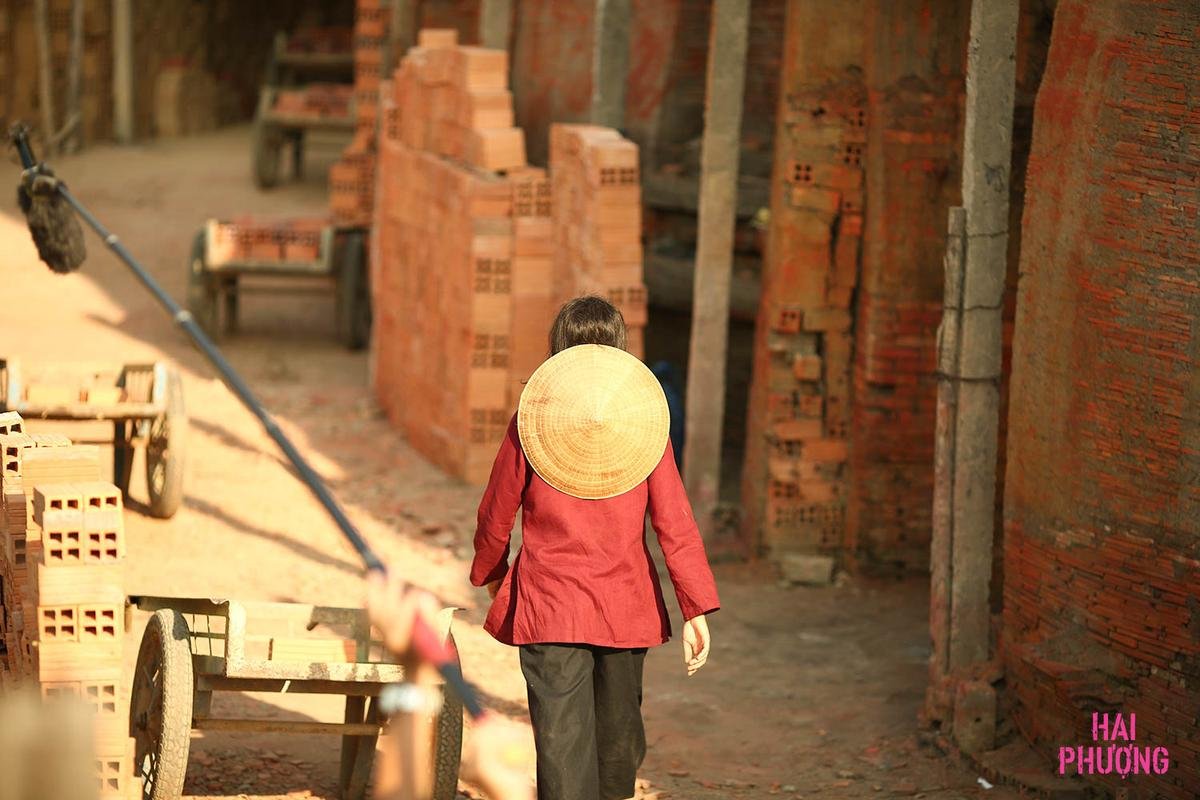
[335,232,371,351]
[432,650,465,800]
[112,420,134,497]
[130,609,194,800]
[145,369,186,519]
[187,231,218,337]
[253,121,284,189]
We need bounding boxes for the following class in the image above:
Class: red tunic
[471,416,720,648]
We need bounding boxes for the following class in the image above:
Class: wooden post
[33,0,54,154]
[478,0,512,50]
[927,0,1018,746]
[589,0,631,129]
[112,0,134,143]
[683,0,750,538]
[66,0,83,151]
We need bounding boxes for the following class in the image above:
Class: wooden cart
[253,31,356,189]
[0,359,186,518]
[127,595,464,800]
[188,219,371,349]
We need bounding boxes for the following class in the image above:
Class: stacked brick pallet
[508,167,556,389]
[373,30,524,484]
[0,411,138,798]
[273,84,354,120]
[390,29,525,171]
[206,216,327,264]
[548,124,647,359]
[371,33,647,485]
[329,0,392,226]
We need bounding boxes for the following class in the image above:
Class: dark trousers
[519,643,648,800]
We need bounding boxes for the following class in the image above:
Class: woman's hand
[682,614,711,676]
[486,579,502,599]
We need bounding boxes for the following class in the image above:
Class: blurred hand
[366,570,441,683]
[682,614,711,676]
[486,579,502,599]
[461,713,535,800]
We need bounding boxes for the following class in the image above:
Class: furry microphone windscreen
[17,167,85,273]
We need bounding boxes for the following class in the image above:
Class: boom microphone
[12,126,86,273]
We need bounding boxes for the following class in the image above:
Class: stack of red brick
[507,166,556,394]
[328,0,391,226]
[548,124,647,358]
[371,33,647,485]
[205,216,328,265]
[391,29,526,172]
[0,411,138,798]
[273,84,354,119]
[372,30,522,483]
[742,84,864,561]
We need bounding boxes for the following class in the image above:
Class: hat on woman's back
[517,344,670,499]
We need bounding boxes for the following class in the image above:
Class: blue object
[651,361,685,469]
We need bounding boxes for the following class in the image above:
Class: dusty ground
[0,128,1017,800]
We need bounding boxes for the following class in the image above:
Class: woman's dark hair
[549,295,627,355]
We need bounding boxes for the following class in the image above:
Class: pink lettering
[1058,746,1076,774]
[1079,745,1096,774]
[1152,747,1170,775]
[1112,714,1129,741]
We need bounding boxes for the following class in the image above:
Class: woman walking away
[471,295,721,800]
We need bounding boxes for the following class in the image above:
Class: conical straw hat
[518,344,670,499]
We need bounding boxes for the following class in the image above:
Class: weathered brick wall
[846,0,970,572]
[510,0,785,167]
[741,0,864,559]
[1001,1,1200,797]
[991,0,1055,607]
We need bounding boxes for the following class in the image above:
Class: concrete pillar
[478,0,513,50]
[112,0,133,143]
[683,0,750,538]
[589,0,631,129]
[927,0,1018,731]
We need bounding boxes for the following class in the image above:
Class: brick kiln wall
[1001,1,1199,797]
[740,0,865,560]
[846,0,971,573]
[510,0,784,168]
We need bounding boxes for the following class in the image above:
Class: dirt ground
[0,128,1019,800]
